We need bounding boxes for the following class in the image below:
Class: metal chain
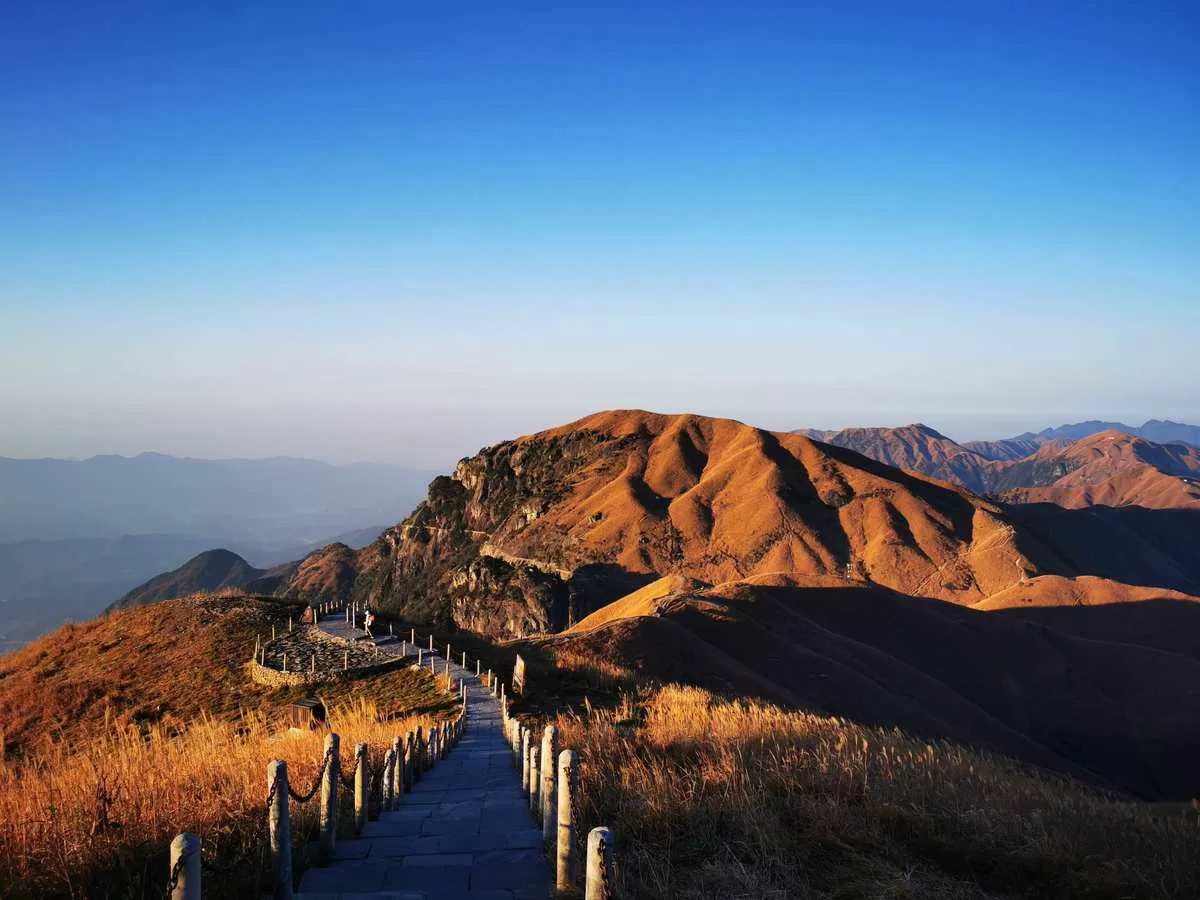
[164,842,195,898]
[287,744,334,804]
[571,761,585,864]
[598,830,613,900]
[339,754,357,791]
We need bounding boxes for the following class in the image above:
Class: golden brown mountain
[279,410,1200,634]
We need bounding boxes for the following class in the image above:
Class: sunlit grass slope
[555,685,1200,899]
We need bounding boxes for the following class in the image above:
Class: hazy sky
[2,2,1197,467]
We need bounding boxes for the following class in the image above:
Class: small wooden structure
[287,698,327,730]
[301,605,316,625]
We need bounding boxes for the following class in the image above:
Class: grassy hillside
[0,593,451,758]
[0,594,459,897]
[552,685,1200,899]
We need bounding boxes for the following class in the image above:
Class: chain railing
[260,640,470,900]
[164,620,524,900]
[500,674,617,899]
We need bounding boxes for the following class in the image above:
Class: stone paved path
[294,614,549,899]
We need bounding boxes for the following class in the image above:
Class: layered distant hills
[965,419,1200,460]
[797,423,1200,509]
[0,453,430,647]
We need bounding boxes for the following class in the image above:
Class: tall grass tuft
[0,700,435,898]
[555,685,1200,899]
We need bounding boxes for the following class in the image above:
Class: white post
[414,727,424,781]
[169,832,201,900]
[557,749,580,891]
[411,627,415,643]
[343,650,348,671]
[476,659,481,678]
[521,728,530,790]
[392,736,404,798]
[541,725,558,849]
[428,634,433,651]
[320,733,339,855]
[528,745,540,818]
[382,747,395,813]
[585,827,614,900]
[268,760,292,900]
[354,742,368,834]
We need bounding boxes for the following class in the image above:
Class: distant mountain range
[0,452,431,543]
[0,453,431,648]
[966,419,1200,460]
[795,422,1200,509]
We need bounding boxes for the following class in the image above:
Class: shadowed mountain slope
[542,574,1200,799]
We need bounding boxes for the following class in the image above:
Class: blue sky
[2,1,1197,465]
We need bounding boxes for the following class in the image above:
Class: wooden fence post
[476,659,481,677]
[267,760,292,900]
[541,725,558,850]
[428,634,433,651]
[354,742,368,834]
[528,745,540,819]
[169,831,201,900]
[320,733,339,855]
[557,749,580,892]
[585,827,614,900]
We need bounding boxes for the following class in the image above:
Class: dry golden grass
[0,595,464,898]
[0,699,439,898]
[555,685,1200,899]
